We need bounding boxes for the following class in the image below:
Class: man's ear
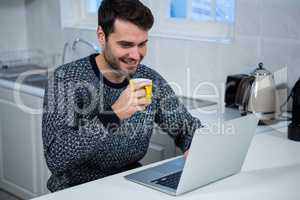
[96,26,106,46]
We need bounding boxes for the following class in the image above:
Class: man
[42,0,202,192]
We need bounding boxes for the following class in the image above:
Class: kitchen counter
[31,122,300,200]
[0,78,45,97]
[0,75,217,107]
[0,64,47,97]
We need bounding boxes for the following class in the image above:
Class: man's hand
[183,150,189,160]
[112,81,151,120]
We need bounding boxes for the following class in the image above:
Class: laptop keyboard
[151,171,182,190]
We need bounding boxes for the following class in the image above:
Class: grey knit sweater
[42,54,202,192]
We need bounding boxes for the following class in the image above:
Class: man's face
[99,19,148,77]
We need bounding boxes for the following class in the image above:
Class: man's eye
[138,43,146,48]
[120,43,132,48]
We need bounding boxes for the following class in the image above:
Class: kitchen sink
[0,65,48,89]
[1,74,48,89]
[0,64,47,78]
[22,74,48,89]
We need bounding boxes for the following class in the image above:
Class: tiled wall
[14,0,300,97]
[0,0,28,52]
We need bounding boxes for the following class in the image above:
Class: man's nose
[129,46,140,60]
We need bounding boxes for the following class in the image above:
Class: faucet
[71,37,100,53]
[61,42,69,65]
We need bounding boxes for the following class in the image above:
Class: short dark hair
[98,0,154,38]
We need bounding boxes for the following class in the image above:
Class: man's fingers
[135,105,146,112]
[135,89,147,98]
[183,150,189,160]
[137,97,151,106]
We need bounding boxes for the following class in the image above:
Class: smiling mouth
[120,58,138,66]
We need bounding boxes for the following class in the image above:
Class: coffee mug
[129,78,152,100]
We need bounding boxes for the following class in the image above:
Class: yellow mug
[129,78,152,100]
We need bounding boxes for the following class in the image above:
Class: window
[146,0,235,41]
[86,0,101,14]
[60,0,235,42]
[170,0,234,23]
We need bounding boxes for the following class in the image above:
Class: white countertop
[0,78,44,97]
[31,123,300,200]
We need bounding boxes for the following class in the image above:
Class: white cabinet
[0,86,50,199]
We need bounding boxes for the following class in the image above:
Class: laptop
[124,114,258,196]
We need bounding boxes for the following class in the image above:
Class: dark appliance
[288,78,300,141]
[225,74,249,108]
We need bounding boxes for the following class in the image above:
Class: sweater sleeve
[98,106,120,128]
[42,71,120,175]
[153,73,202,152]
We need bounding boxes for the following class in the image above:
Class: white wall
[0,0,28,52]
[12,0,300,95]
[25,0,99,64]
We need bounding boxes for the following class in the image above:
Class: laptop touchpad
[153,158,185,174]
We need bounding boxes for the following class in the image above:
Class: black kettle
[288,78,300,141]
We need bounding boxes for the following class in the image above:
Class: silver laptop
[125,114,258,196]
